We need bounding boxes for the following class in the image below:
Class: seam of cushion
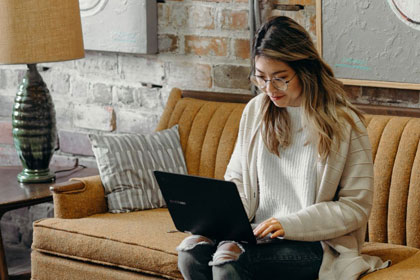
[33,248,181,280]
[197,105,219,175]
[168,101,188,129]
[200,105,235,177]
[213,106,238,178]
[33,223,178,256]
[184,102,205,167]
[371,117,391,163]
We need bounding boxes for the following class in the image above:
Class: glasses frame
[250,72,297,91]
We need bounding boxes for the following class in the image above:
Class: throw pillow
[89,125,187,213]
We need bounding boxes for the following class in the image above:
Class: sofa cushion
[32,209,187,279]
[360,251,420,280]
[89,125,187,213]
[362,241,419,265]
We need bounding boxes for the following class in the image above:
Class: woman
[176,16,389,280]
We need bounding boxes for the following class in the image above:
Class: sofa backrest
[156,88,420,249]
[365,115,420,248]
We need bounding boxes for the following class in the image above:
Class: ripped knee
[176,235,215,252]
[209,241,245,266]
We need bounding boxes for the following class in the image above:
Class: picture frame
[316,0,420,90]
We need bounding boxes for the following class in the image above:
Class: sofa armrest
[50,175,107,219]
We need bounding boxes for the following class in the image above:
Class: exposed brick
[0,121,13,145]
[90,83,113,105]
[114,86,136,105]
[234,39,251,60]
[188,6,215,30]
[58,130,94,156]
[194,0,230,2]
[343,85,362,100]
[42,70,70,96]
[50,153,97,168]
[74,104,116,131]
[167,62,212,89]
[116,110,160,134]
[137,88,163,110]
[214,65,251,90]
[273,0,315,3]
[219,10,248,30]
[0,69,19,90]
[70,78,90,102]
[119,55,164,86]
[53,100,74,130]
[0,95,14,118]
[362,87,419,105]
[160,4,188,28]
[158,34,179,53]
[50,154,78,168]
[185,36,228,56]
[78,157,98,168]
[74,51,119,80]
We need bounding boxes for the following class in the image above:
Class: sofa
[31,88,420,279]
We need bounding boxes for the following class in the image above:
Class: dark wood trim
[182,90,253,104]
[355,103,420,118]
[181,90,420,118]
[50,180,86,194]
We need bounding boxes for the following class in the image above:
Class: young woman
[176,16,389,280]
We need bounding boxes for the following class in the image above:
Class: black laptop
[153,171,258,244]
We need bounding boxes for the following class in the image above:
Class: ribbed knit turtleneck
[255,106,317,224]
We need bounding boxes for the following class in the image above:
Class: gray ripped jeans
[177,235,323,280]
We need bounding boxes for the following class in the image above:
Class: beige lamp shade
[0,0,84,64]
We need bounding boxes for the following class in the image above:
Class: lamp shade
[0,0,84,64]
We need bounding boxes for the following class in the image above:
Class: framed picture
[316,0,420,90]
[79,0,157,54]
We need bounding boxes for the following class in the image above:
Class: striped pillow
[89,125,187,213]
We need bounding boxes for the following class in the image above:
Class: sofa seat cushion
[362,241,419,265]
[361,251,420,280]
[32,208,187,279]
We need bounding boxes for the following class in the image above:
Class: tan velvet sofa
[31,88,420,279]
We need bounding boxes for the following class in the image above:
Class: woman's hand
[253,217,285,239]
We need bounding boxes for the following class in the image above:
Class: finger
[270,229,285,238]
[254,221,274,237]
[253,223,267,236]
[253,218,279,236]
[260,224,281,237]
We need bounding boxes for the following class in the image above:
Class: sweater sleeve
[224,100,254,221]
[277,120,374,241]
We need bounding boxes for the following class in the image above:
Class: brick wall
[1,1,419,168]
[0,0,419,265]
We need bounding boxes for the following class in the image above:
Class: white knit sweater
[255,106,317,224]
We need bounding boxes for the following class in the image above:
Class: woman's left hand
[253,217,285,239]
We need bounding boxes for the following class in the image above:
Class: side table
[0,166,98,280]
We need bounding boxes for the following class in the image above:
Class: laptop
[153,171,258,244]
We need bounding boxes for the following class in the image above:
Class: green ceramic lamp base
[17,168,56,183]
[13,64,57,184]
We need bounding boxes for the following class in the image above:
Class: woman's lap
[177,235,323,280]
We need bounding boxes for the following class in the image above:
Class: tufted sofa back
[365,115,420,248]
[157,88,420,249]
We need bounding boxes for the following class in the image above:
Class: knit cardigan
[224,94,389,280]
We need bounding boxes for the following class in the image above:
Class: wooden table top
[0,166,98,211]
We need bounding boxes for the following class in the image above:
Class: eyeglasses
[250,72,297,91]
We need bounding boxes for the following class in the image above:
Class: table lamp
[0,0,85,183]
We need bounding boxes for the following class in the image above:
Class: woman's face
[254,56,302,107]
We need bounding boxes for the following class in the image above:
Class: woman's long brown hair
[253,16,365,159]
